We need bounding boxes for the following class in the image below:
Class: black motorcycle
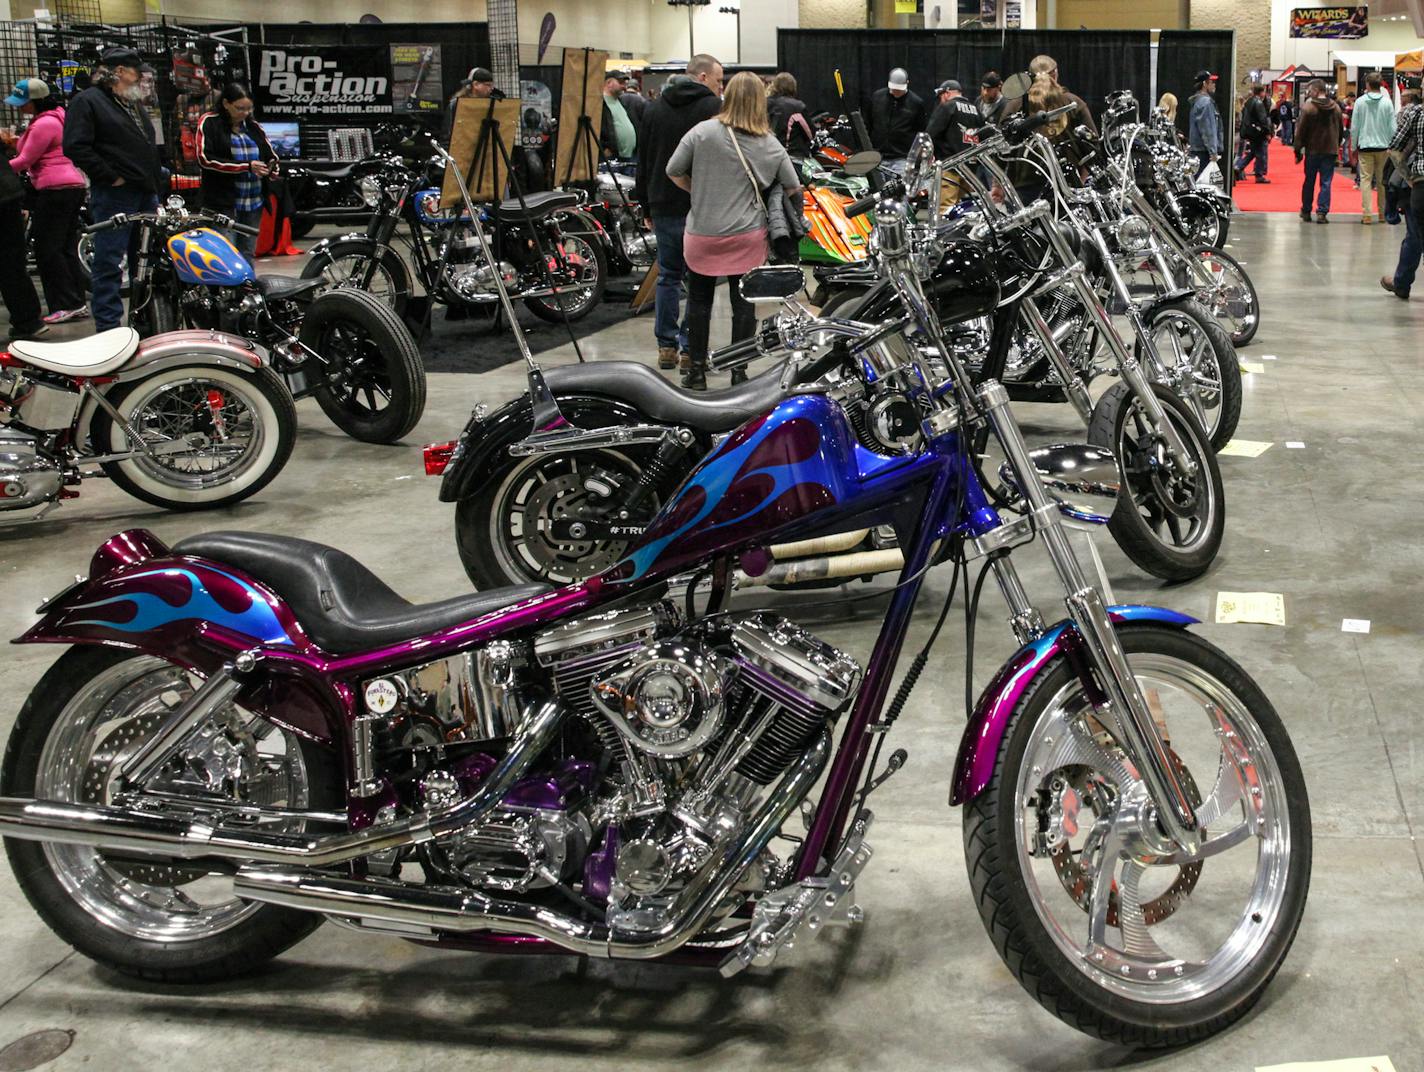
[100,199,426,444]
[300,146,608,327]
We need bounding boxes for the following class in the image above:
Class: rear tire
[95,365,296,510]
[2,647,341,982]
[300,288,427,444]
[523,230,607,323]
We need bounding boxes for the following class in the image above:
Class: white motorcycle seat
[9,328,141,377]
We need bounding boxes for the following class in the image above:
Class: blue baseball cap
[4,78,50,107]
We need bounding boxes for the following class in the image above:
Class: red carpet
[1230,141,1371,216]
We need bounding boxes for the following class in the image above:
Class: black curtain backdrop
[778,28,1152,126]
[1156,30,1236,194]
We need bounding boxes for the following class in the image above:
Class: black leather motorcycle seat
[494,190,582,219]
[545,361,788,434]
[256,274,324,301]
[172,531,549,654]
[294,161,356,178]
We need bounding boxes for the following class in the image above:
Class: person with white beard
[62,46,162,332]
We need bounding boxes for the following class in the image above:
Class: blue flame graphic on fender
[611,395,925,583]
[64,566,292,644]
[166,228,255,286]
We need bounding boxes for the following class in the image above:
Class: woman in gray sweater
[667,71,801,389]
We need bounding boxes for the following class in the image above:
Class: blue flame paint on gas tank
[166,227,255,286]
[608,394,929,584]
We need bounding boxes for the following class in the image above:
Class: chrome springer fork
[875,200,1202,856]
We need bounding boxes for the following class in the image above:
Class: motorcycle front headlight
[359,175,382,208]
[1116,216,1152,252]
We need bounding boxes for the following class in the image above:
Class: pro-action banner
[251,45,393,117]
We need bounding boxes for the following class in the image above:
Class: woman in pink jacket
[2,78,89,323]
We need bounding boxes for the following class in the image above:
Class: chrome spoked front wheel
[965,625,1311,1045]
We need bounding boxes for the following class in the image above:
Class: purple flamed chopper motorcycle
[0,144,1309,1048]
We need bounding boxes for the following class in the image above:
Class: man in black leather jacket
[869,68,927,160]
[634,54,724,372]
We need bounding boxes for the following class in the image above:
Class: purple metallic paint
[583,825,618,903]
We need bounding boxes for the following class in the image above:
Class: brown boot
[678,351,691,373]
[657,346,677,369]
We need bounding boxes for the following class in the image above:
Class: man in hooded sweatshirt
[635,54,723,371]
[1352,72,1396,223]
[1296,80,1343,223]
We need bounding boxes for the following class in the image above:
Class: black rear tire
[300,288,427,444]
[1089,381,1224,582]
[2,647,341,982]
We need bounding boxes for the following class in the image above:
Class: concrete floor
[0,213,1421,1070]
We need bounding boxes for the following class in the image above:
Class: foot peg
[720,813,873,977]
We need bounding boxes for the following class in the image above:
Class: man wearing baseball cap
[926,79,987,209]
[978,71,1010,125]
[1187,70,1223,179]
[870,67,926,160]
[62,45,162,332]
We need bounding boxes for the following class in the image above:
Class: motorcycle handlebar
[708,324,781,371]
[82,210,259,236]
[847,178,903,219]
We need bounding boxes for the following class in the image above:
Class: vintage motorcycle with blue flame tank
[0,132,1309,1048]
[94,200,426,444]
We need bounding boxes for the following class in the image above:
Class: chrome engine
[441,234,516,303]
[351,605,861,917]
[0,428,64,512]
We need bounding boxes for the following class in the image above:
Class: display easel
[441,93,587,361]
[554,47,608,188]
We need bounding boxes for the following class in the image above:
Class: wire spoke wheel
[123,376,265,490]
[524,230,606,323]
[314,252,401,307]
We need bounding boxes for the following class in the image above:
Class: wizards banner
[1290,6,1370,39]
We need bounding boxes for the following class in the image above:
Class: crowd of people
[4,44,1421,357]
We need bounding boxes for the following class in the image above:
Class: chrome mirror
[842,150,882,177]
[740,265,806,304]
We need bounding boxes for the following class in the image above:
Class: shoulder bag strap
[726,125,769,223]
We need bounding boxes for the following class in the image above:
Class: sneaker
[42,309,70,324]
[1380,276,1409,300]
[1316,212,1328,224]
[657,345,677,369]
[1362,215,1374,225]
[7,323,50,342]
[1255,177,1270,184]
[68,306,90,321]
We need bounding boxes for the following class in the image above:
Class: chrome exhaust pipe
[0,698,567,867]
[234,731,832,959]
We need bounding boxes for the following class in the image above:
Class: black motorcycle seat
[294,161,357,178]
[172,531,549,654]
[494,190,582,219]
[545,361,788,434]
[256,274,324,301]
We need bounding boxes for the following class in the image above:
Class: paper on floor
[1261,353,1278,360]
[1341,618,1371,634]
[1215,591,1286,626]
[1240,361,1267,374]
[1286,441,1305,448]
[1256,1057,1396,1072]
[1219,440,1274,457]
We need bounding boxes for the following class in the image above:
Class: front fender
[948,605,1198,806]
[303,233,368,260]
[16,529,339,744]
[1141,287,1196,319]
[438,393,652,504]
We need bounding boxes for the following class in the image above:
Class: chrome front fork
[978,379,1201,853]
[1017,300,1094,424]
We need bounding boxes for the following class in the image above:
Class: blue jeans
[89,184,158,331]
[1393,183,1424,297]
[651,214,688,352]
[229,207,263,266]
[1301,153,1334,215]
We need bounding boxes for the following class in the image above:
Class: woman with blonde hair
[1158,92,1178,124]
[666,70,801,389]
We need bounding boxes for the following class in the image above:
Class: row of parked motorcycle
[0,78,1308,1052]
